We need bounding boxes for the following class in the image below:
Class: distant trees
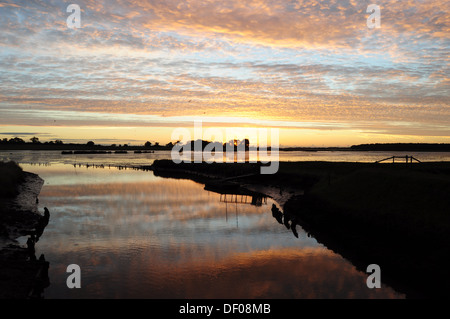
[0,137,65,145]
[143,141,176,149]
[12,137,25,144]
[222,138,250,151]
[30,136,40,144]
[350,143,450,152]
[0,137,178,150]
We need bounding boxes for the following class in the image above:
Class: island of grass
[150,159,450,298]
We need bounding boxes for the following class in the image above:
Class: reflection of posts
[271,204,299,238]
[31,254,50,298]
[283,214,290,230]
[43,207,50,223]
[271,204,283,224]
[290,220,298,238]
[27,236,36,261]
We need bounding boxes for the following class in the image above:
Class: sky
[0,0,449,147]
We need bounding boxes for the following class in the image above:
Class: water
[1,150,450,168]
[0,150,409,298]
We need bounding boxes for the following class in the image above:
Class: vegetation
[0,161,25,198]
[0,137,174,151]
[282,162,450,298]
[350,143,450,152]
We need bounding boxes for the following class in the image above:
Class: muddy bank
[0,162,50,298]
[0,171,45,239]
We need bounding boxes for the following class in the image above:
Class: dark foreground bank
[0,161,50,298]
[151,160,450,299]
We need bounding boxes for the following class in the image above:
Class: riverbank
[150,159,450,298]
[0,162,45,239]
[0,161,50,298]
[0,161,25,198]
[285,164,450,299]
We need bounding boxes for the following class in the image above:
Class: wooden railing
[375,155,422,163]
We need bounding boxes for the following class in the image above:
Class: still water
[2,149,450,167]
[0,152,408,298]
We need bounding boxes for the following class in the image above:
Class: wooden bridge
[219,193,267,206]
[375,155,422,164]
[204,175,268,207]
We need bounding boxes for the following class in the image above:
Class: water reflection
[19,164,404,299]
[0,207,51,299]
[2,150,450,168]
[271,204,300,238]
[44,246,402,299]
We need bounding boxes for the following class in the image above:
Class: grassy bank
[150,160,331,190]
[308,164,450,233]
[0,161,25,198]
[284,163,450,298]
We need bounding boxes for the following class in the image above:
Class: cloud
[0,0,448,143]
[0,132,44,135]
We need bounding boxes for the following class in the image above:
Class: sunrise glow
[0,0,448,146]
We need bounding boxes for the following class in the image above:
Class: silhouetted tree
[155,142,160,147]
[30,136,40,144]
[144,141,152,148]
[87,141,95,147]
[166,142,174,148]
[55,139,63,144]
[9,137,25,144]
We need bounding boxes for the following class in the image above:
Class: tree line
[0,136,175,150]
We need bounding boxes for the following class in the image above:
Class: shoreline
[0,171,44,241]
[0,163,50,298]
[2,159,449,298]
[2,142,450,152]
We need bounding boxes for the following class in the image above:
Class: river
[0,150,427,298]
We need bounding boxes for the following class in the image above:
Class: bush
[0,161,25,198]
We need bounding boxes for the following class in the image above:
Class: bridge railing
[375,155,422,164]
